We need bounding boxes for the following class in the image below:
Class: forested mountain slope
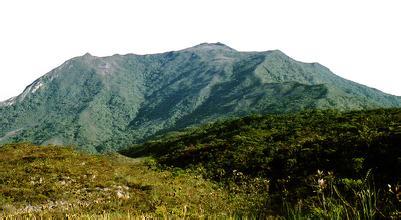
[1,43,400,152]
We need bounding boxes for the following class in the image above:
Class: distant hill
[125,108,401,182]
[1,43,400,152]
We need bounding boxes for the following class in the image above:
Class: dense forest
[121,108,401,218]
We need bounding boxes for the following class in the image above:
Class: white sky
[0,0,400,101]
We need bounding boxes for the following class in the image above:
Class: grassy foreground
[0,143,255,218]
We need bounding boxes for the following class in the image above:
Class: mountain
[1,43,400,152]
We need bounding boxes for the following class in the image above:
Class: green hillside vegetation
[0,143,254,218]
[1,43,401,152]
[121,108,401,218]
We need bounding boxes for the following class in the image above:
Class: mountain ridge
[1,43,400,152]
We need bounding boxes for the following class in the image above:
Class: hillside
[1,43,400,152]
[1,109,400,218]
[122,108,401,218]
[0,143,252,218]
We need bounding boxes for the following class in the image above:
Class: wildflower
[318,178,326,189]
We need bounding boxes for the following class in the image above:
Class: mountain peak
[185,42,236,51]
[197,42,228,47]
[82,52,95,58]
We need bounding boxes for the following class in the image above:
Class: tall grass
[284,170,393,220]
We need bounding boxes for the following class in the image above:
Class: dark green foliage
[1,43,401,152]
[121,108,401,217]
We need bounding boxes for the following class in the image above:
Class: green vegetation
[0,143,252,218]
[1,43,401,152]
[122,108,401,218]
[1,43,401,218]
[1,109,401,218]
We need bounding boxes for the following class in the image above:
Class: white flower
[318,178,326,189]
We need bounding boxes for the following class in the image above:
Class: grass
[0,143,252,218]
